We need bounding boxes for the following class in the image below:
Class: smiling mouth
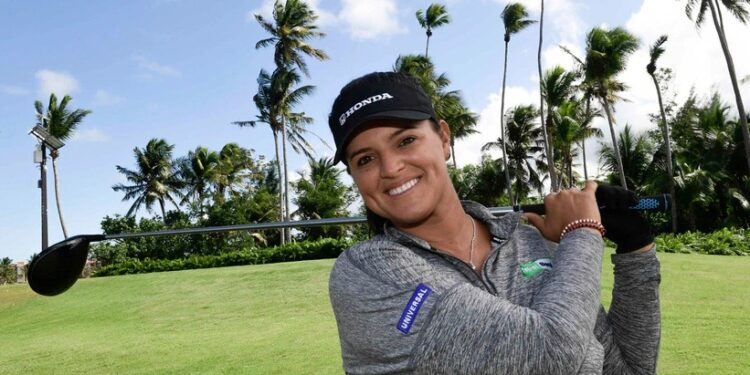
[388,178,420,196]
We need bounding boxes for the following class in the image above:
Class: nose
[379,152,404,178]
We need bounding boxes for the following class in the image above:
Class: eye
[399,136,416,147]
[356,155,374,167]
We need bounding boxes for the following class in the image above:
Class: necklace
[467,214,477,270]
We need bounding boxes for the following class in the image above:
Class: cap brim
[333,110,434,164]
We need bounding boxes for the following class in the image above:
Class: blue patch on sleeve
[397,283,432,335]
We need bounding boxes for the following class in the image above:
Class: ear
[438,120,451,160]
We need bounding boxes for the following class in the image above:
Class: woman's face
[345,119,453,228]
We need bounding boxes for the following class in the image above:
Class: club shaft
[106,207,518,240]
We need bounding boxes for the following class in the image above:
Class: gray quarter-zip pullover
[329,201,660,374]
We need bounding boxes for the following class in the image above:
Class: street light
[29,122,65,251]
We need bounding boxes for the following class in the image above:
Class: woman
[327,72,660,374]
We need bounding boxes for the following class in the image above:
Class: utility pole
[30,121,63,251]
[39,143,49,250]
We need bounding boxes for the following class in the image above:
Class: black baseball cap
[328,72,438,165]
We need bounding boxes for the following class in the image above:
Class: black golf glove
[595,185,655,254]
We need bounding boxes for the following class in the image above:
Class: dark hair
[366,207,389,235]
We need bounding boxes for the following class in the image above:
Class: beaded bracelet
[560,219,606,240]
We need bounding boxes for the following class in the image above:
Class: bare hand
[522,181,602,242]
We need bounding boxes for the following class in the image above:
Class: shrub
[655,227,750,256]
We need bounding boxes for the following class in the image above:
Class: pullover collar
[380,200,521,251]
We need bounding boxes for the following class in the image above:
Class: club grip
[518,194,671,215]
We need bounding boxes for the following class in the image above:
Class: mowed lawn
[1,251,748,374]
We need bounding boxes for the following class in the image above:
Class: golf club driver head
[28,234,104,296]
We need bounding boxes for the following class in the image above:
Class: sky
[1,0,748,261]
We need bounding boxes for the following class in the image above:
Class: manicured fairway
[1,251,748,374]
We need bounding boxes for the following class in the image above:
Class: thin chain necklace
[467,214,477,270]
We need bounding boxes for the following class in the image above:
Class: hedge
[93,238,353,277]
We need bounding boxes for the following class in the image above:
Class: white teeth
[388,178,419,196]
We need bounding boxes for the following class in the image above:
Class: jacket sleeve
[329,229,606,374]
[595,247,661,375]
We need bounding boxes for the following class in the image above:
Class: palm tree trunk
[601,98,628,189]
[50,155,69,238]
[425,33,431,57]
[708,0,750,174]
[581,140,589,181]
[581,98,592,181]
[272,130,286,245]
[281,118,292,243]
[500,41,515,205]
[159,199,167,223]
[713,0,725,30]
[538,0,557,192]
[567,152,573,188]
[651,73,679,232]
[451,140,457,168]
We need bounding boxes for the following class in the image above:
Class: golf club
[28,194,670,296]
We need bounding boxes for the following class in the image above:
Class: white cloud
[248,0,406,41]
[71,128,109,143]
[615,0,750,135]
[92,89,124,107]
[542,41,582,72]
[0,84,29,96]
[35,70,79,99]
[133,56,181,78]
[494,0,584,42]
[338,0,406,40]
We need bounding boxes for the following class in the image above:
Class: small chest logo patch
[520,258,553,279]
[397,283,432,335]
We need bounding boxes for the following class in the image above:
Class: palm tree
[441,92,479,167]
[541,65,578,189]
[292,157,355,240]
[537,0,558,192]
[113,138,181,222]
[553,100,584,188]
[234,68,314,242]
[394,54,451,99]
[254,0,328,78]
[176,146,219,215]
[235,69,285,241]
[500,3,537,204]
[647,35,679,232]
[416,3,451,57]
[214,143,257,201]
[685,0,750,173]
[254,0,328,242]
[483,105,545,202]
[34,94,92,238]
[393,54,478,167]
[583,26,639,189]
[599,125,655,191]
[574,96,604,182]
[392,55,477,167]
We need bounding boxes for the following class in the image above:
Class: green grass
[1,251,748,374]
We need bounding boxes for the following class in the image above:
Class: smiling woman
[325,71,661,374]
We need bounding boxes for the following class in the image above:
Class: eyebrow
[346,124,419,163]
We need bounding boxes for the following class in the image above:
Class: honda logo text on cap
[338,93,394,126]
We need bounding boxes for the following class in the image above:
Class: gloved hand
[595,185,655,253]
